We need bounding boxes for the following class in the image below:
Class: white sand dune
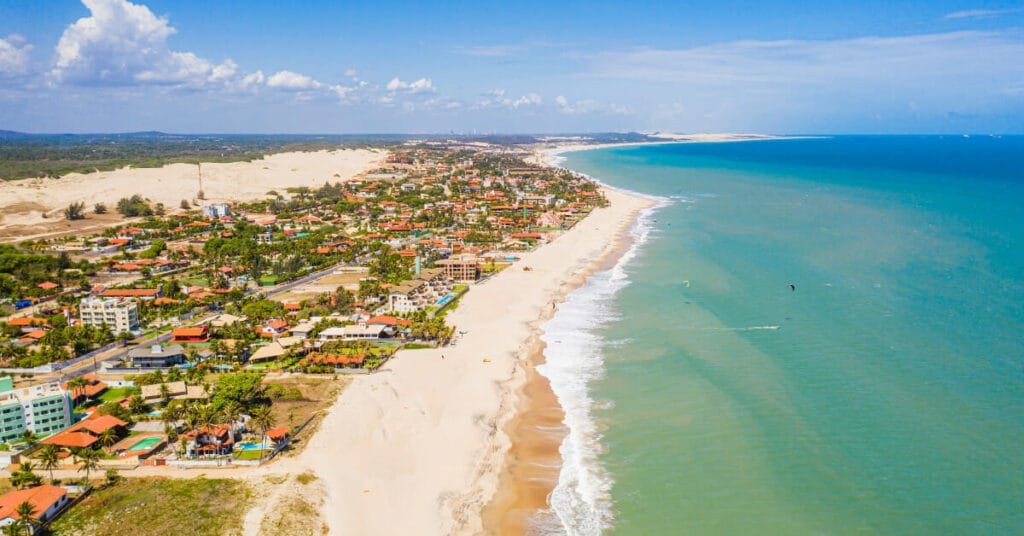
[0,149,384,231]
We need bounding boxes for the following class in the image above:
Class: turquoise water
[237,441,272,451]
[544,137,1024,535]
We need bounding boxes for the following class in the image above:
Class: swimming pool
[436,293,455,307]
[128,437,162,451]
[236,441,272,451]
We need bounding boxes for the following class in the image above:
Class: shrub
[64,202,86,220]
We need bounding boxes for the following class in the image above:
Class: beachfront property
[387,268,453,313]
[435,254,481,281]
[184,422,243,457]
[128,344,187,369]
[78,296,140,334]
[0,377,74,444]
[318,324,391,342]
[0,484,70,533]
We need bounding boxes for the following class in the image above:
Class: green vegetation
[0,133,386,181]
[97,386,140,403]
[116,195,153,217]
[64,201,86,221]
[48,477,250,536]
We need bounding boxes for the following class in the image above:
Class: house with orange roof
[7,317,49,333]
[0,485,70,531]
[260,319,290,338]
[183,423,241,457]
[61,374,107,402]
[171,325,209,343]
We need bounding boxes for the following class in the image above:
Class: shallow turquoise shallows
[544,136,1024,535]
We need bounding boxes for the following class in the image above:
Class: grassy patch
[234,449,269,461]
[402,343,433,350]
[97,386,140,403]
[49,477,250,536]
[295,471,317,485]
[261,376,347,456]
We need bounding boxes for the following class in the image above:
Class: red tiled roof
[100,288,160,297]
[8,317,48,327]
[172,326,209,339]
[266,427,289,441]
[69,414,127,435]
[0,485,67,521]
[43,431,98,449]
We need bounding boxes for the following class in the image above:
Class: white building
[319,324,389,342]
[201,203,230,218]
[79,297,139,334]
[0,377,74,444]
[387,268,453,313]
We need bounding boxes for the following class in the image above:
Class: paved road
[42,262,346,383]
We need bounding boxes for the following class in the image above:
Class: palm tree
[13,501,37,536]
[9,462,40,489]
[250,405,275,464]
[38,445,60,484]
[76,448,100,484]
[97,428,118,449]
[66,376,88,404]
[19,430,38,448]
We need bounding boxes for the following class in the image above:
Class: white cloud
[208,59,238,83]
[344,68,358,77]
[50,0,235,86]
[945,8,1024,19]
[555,95,630,115]
[584,31,1024,89]
[475,89,543,110]
[266,70,322,91]
[386,77,434,93]
[0,34,32,77]
[238,70,264,90]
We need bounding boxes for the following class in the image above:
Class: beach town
[0,140,652,534]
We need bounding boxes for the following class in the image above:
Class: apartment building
[79,297,140,334]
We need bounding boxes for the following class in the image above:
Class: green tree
[9,462,41,489]
[128,394,149,415]
[250,405,276,464]
[14,500,37,535]
[76,447,101,483]
[64,201,86,220]
[94,202,108,214]
[213,373,266,411]
[38,445,60,483]
[97,427,119,448]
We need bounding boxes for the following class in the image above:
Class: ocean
[537,136,1024,535]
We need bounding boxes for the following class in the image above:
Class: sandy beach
[306,186,654,535]
[0,148,384,241]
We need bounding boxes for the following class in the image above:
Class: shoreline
[482,198,648,534]
[304,186,654,535]
[524,133,800,166]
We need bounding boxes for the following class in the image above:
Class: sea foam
[534,195,667,535]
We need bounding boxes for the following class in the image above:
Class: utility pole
[197,162,205,200]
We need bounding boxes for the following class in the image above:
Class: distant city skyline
[1,0,1023,134]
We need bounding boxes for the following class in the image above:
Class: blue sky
[1,0,1022,134]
